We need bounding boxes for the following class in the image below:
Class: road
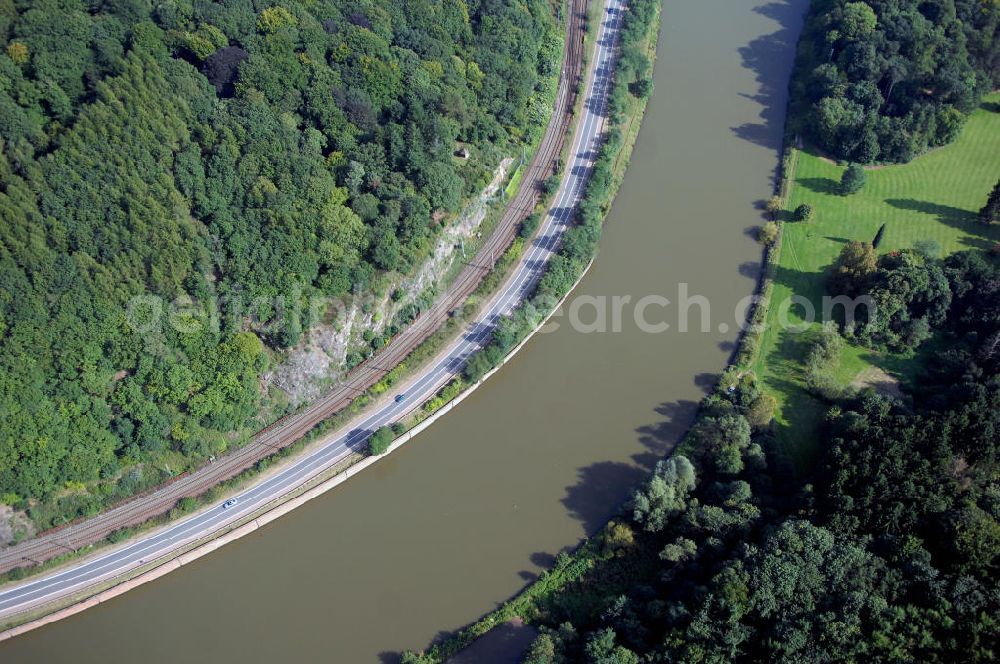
[0,0,624,623]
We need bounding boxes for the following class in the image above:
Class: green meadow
[755,94,1000,471]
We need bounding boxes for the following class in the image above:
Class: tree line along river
[1,0,808,661]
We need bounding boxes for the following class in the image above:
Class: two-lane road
[0,0,625,625]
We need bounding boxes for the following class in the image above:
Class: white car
[222,498,239,509]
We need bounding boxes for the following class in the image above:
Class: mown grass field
[754,94,1000,472]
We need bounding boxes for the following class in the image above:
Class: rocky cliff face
[263,157,514,406]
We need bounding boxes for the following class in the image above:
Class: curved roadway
[0,0,624,622]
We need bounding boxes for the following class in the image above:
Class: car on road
[394,393,406,403]
[222,498,238,509]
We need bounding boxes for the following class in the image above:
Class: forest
[0,0,560,528]
[789,0,1000,162]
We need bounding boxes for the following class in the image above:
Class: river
[2,1,807,661]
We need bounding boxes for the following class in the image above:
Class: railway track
[0,0,590,575]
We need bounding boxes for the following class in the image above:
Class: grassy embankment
[753,93,1000,472]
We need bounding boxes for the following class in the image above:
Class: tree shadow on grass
[885,198,975,224]
[857,334,948,398]
[758,259,843,477]
[771,261,827,309]
[761,326,829,476]
[799,177,840,195]
[884,198,1000,250]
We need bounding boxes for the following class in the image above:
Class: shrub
[108,526,136,543]
[913,239,941,259]
[764,196,782,220]
[804,322,847,400]
[542,174,561,195]
[368,426,394,455]
[519,212,542,239]
[714,445,744,475]
[631,456,697,532]
[0,492,21,507]
[794,203,813,222]
[872,223,887,249]
[979,179,1000,224]
[757,221,779,246]
[630,78,652,99]
[828,241,877,296]
[659,537,697,563]
[603,521,636,556]
[745,393,777,430]
[839,163,866,195]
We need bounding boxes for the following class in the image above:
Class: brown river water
[3,1,807,661]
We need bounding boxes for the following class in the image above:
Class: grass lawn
[754,93,1000,472]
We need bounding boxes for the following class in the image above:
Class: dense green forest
[515,247,1000,662]
[789,0,1000,162]
[0,0,561,527]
